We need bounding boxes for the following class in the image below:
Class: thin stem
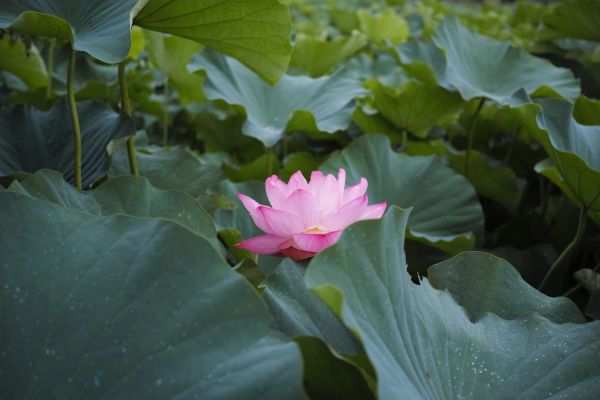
[45,39,56,107]
[282,135,289,159]
[118,61,139,176]
[562,283,583,298]
[67,44,82,191]
[539,207,588,291]
[162,78,170,147]
[465,98,485,179]
[267,149,274,176]
[537,177,552,239]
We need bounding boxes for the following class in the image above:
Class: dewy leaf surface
[399,17,580,103]
[305,207,600,400]
[0,99,134,188]
[189,49,366,147]
[135,0,292,84]
[0,190,305,399]
[0,0,141,63]
[8,169,221,252]
[321,135,483,253]
[428,251,585,323]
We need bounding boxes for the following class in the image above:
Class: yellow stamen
[305,227,327,234]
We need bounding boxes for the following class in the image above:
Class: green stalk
[267,149,274,176]
[162,78,170,147]
[45,39,56,107]
[118,61,139,176]
[66,44,82,191]
[538,207,588,291]
[465,98,485,179]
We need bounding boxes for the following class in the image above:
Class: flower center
[304,226,327,234]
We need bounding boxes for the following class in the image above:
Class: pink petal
[237,193,272,232]
[320,195,368,231]
[360,201,387,220]
[308,170,326,194]
[265,175,287,209]
[235,234,288,255]
[337,168,346,197]
[287,171,309,195]
[280,189,321,227]
[292,230,342,253]
[280,247,316,261]
[316,173,341,213]
[237,193,263,213]
[343,177,368,204]
[257,206,305,236]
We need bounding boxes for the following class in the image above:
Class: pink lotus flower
[235,169,387,260]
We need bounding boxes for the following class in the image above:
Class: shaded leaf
[263,259,360,354]
[0,0,141,63]
[428,251,584,323]
[8,169,221,252]
[0,99,133,188]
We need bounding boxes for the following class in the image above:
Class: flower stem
[162,78,170,147]
[267,149,274,176]
[465,97,485,179]
[538,206,588,291]
[45,39,56,107]
[66,44,82,191]
[118,61,139,176]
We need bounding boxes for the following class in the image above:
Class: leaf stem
[118,61,139,176]
[45,39,56,107]
[465,97,485,179]
[162,77,170,147]
[267,148,274,176]
[539,206,588,291]
[67,44,82,190]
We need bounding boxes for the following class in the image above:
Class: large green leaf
[321,135,483,253]
[0,190,305,399]
[544,0,600,43]
[406,141,523,211]
[428,252,584,323]
[0,0,141,63]
[290,31,367,77]
[0,35,47,88]
[398,17,580,103]
[189,49,366,147]
[8,169,221,252]
[0,99,134,188]
[305,207,600,400]
[514,98,600,224]
[368,80,464,137]
[109,144,224,203]
[135,0,292,84]
[263,259,360,354]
